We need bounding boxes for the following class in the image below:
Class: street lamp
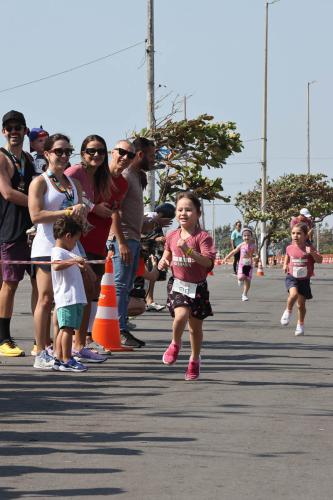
[307,80,316,174]
[260,0,280,267]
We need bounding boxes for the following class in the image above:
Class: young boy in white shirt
[51,216,88,372]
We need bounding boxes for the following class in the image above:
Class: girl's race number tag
[172,278,197,298]
[242,258,251,266]
[292,266,308,279]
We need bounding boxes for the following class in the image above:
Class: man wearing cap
[290,208,314,242]
[29,127,49,175]
[0,110,35,356]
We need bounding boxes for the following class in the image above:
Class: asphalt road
[1,264,333,500]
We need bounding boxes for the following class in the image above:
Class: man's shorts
[0,240,31,282]
[57,303,85,330]
[285,274,312,300]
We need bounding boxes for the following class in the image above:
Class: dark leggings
[233,251,240,274]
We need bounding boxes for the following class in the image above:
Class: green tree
[137,114,243,203]
[214,224,232,254]
[235,173,333,249]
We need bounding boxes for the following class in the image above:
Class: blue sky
[1,0,332,229]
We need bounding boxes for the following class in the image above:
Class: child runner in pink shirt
[280,222,322,336]
[223,227,256,301]
[158,192,216,381]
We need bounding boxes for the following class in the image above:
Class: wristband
[64,208,71,216]
[186,247,193,256]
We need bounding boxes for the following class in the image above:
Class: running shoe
[52,358,62,371]
[241,294,249,302]
[126,320,137,330]
[162,342,180,365]
[33,350,54,370]
[73,347,107,363]
[0,339,25,357]
[185,357,201,381]
[295,323,305,336]
[86,341,112,356]
[46,345,54,357]
[59,357,87,372]
[120,330,145,348]
[280,309,291,326]
[146,302,166,312]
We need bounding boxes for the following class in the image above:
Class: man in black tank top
[0,110,35,357]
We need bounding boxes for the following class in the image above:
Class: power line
[0,40,145,94]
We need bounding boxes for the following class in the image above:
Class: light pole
[307,80,316,174]
[146,0,155,211]
[260,0,280,267]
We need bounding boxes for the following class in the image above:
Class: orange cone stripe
[95,306,118,320]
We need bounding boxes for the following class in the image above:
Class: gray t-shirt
[118,166,144,241]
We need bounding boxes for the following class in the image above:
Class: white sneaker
[280,309,291,326]
[295,323,305,336]
[241,294,249,301]
[33,350,55,370]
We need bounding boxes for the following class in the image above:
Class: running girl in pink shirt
[223,227,256,301]
[158,192,216,381]
[280,222,322,336]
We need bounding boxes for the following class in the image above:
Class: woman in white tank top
[28,134,87,367]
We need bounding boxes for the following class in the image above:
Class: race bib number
[292,266,307,279]
[242,258,251,266]
[172,278,197,298]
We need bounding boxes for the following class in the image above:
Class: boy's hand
[74,256,86,268]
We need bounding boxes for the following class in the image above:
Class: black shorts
[285,274,312,300]
[167,277,213,320]
[31,256,51,277]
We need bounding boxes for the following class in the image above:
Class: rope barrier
[0,259,107,265]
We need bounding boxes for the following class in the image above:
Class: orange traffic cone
[92,258,133,352]
[256,259,264,277]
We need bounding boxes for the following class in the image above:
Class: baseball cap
[2,110,26,127]
[300,208,311,218]
[29,127,49,143]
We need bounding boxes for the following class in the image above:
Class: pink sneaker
[162,342,180,365]
[185,357,201,381]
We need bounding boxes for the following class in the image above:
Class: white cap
[300,208,311,218]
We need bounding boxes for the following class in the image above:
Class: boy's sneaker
[33,350,54,370]
[241,294,249,302]
[295,323,305,336]
[73,347,107,363]
[86,340,112,356]
[59,357,87,372]
[280,309,291,326]
[120,330,145,348]
[0,338,25,357]
[185,357,201,381]
[162,342,180,365]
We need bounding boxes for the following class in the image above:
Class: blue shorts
[285,274,312,300]
[57,303,85,330]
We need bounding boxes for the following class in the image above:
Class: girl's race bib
[292,266,308,279]
[242,258,251,266]
[172,278,197,298]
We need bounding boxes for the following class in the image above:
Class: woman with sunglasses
[28,133,87,370]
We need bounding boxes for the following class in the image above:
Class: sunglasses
[4,124,25,133]
[114,147,136,160]
[84,148,107,156]
[50,148,74,157]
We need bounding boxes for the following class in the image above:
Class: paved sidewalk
[1,265,333,499]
